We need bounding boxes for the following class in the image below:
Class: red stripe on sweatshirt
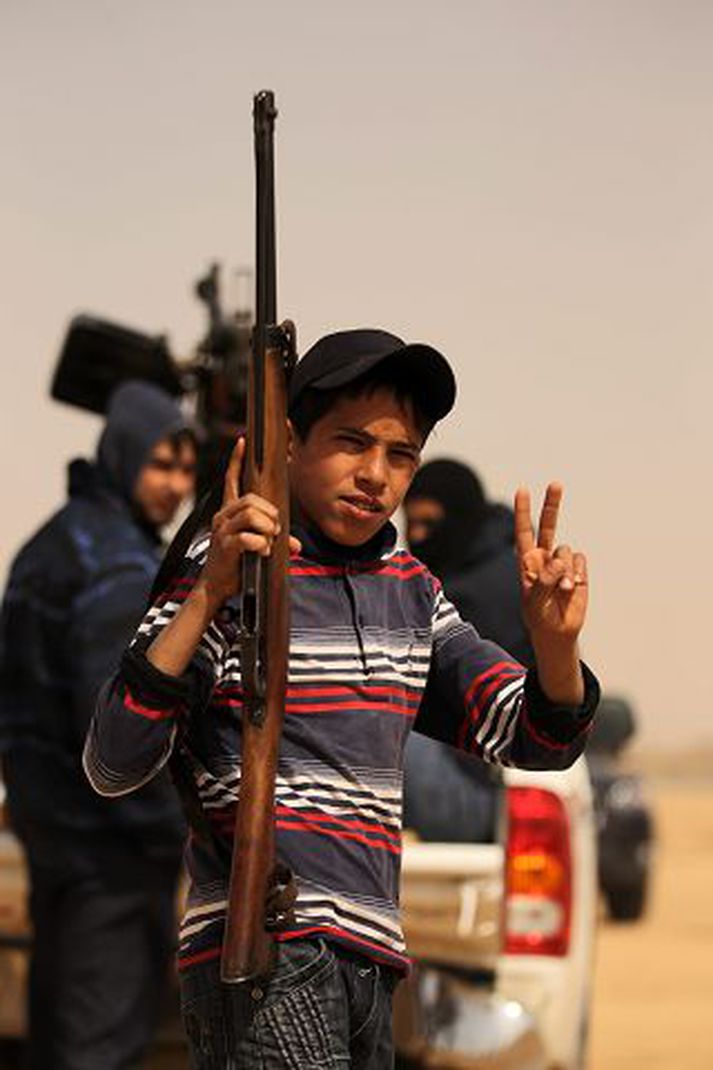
[274,925,409,967]
[289,564,344,576]
[464,660,524,709]
[288,560,426,582]
[457,666,524,747]
[466,671,525,722]
[275,819,401,854]
[177,928,410,972]
[208,805,401,854]
[124,687,175,722]
[274,805,400,844]
[158,576,196,604]
[287,684,422,703]
[286,699,417,718]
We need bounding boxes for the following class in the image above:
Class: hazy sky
[2,1,710,747]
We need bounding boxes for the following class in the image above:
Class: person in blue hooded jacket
[0,381,197,1070]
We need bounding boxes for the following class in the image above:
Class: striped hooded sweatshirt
[85,519,598,973]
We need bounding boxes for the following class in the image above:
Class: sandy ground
[589,781,713,1070]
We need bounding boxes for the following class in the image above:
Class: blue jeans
[179,938,398,1068]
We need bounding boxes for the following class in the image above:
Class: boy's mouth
[339,495,384,517]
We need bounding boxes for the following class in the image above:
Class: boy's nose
[357,448,387,490]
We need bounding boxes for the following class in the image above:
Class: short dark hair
[289,355,435,443]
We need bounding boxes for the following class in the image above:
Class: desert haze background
[1,0,711,752]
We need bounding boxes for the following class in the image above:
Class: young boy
[85,329,598,1069]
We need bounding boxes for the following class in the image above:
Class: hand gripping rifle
[221,90,297,983]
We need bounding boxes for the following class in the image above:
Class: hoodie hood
[95,380,190,503]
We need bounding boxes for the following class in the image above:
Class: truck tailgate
[400,841,504,970]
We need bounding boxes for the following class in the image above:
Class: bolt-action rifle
[220,89,297,983]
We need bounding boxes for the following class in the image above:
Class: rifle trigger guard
[264,864,298,932]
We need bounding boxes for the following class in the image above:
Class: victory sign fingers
[514,482,589,642]
[514,482,562,557]
[515,482,571,584]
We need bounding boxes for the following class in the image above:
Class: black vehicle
[587,696,654,921]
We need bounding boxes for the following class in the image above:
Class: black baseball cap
[289,329,456,424]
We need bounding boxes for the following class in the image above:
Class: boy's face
[289,388,423,547]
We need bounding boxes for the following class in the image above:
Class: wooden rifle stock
[221,91,295,983]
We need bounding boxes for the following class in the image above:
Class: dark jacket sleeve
[83,534,231,797]
[68,562,156,748]
[414,582,599,771]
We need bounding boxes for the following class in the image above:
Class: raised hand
[514,483,588,646]
[202,437,301,606]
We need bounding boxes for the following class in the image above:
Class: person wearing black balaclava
[405,458,533,665]
[401,459,534,844]
[0,381,197,1070]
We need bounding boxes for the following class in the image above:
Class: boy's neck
[291,510,396,564]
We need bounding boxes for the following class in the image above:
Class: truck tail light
[504,786,572,956]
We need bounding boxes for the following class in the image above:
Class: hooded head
[404,458,488,575]
[96,380,196,526]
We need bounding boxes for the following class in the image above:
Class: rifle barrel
[254,90,277,328]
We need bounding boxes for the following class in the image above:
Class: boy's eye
[334,433,419,465]
[390,448,419,465]
[336,433,365,450]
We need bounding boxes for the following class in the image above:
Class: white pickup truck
[395,756,597,1070]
